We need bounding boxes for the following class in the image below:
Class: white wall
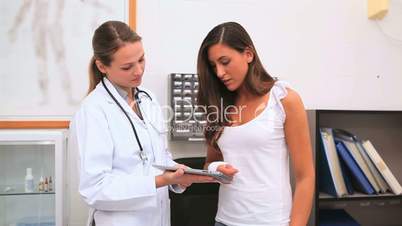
[137,0,402,113]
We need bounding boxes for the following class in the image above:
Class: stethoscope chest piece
[140,151,148,163]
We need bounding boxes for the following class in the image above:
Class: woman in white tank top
[196,22,315,226]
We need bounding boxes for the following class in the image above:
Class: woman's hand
[217,164,239,177]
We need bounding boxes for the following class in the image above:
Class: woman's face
[97,41,145,90]
[207,43,253,91]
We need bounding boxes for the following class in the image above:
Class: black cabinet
[169,157,219,226]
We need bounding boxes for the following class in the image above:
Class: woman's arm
[282,89,315,226]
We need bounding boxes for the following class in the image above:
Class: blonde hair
[88,21,142,94]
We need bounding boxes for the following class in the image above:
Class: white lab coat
[69,78,183,226]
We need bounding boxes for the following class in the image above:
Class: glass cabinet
[0,130,66,226]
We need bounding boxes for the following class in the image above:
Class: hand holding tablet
[153,164,233,184]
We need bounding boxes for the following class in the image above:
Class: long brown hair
[197,22,275,151]
[88,21,142,94]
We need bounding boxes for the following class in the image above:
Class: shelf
[0,191,55,196]
[0,140,55,146]
[319,192,402,201]
[0,185,55,196]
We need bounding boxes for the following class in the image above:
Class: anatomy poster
[0,0,129,118]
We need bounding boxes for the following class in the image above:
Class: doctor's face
[98,41,145,90]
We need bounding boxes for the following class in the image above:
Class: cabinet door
[0,130,65,226]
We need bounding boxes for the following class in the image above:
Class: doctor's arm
[155,169,213,188]
[73,105,159,211]
[283,89,315,226]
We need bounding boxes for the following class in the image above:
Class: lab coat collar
[113,83,131,103]
[99,77,145,125]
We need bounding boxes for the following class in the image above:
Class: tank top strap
[267,80,292,122]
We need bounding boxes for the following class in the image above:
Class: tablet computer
[152,164,233,184]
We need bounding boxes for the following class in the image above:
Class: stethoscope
[101,77,153,164]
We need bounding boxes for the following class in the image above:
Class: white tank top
[216,81,292,226]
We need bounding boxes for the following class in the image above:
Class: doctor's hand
[217,164,239,177]
[174,164,192,188]
[173,164,215,188]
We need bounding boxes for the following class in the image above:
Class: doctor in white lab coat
[69,21,213,226]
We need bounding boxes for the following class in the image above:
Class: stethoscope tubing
[101,77,152,161]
